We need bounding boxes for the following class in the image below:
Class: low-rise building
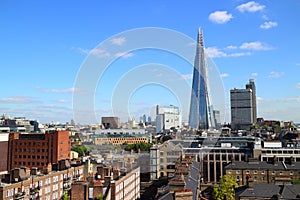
[0,160,84,200]
[91,129,151,145]
[71,164,140,200]
[225,161,300,187]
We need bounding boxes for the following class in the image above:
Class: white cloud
[262,14,269,20]
[129,101,148,105]
[0,96,37,104]
[228,52,252,57]
[251,72,258,76]
[72,47,110,58]
[205,47,227,57]
[55,99,71,103]
[296,63,300,66]
[187,42,196,46]
[257,97,263,101]
[156,73,163,77]
[240,41,272,50]
[260,21,278,29]
[269,71,284,78]
[205,47,252,58]
[226,45,238,49]
[90,49,110,58]
[236,1,265,12]
[115,52,134,58]
[220,73,230,78]
[296,83,300,89]
[208,11,233,24]
[181,74,193,80]
[42,87,78,93]
[110,37,126,46]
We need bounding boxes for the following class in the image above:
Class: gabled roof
[239,184,281,198]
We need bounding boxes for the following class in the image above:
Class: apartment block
[0,160,84,200]
[7,130,70,171]
[71,164,140,200]
[225,161,300,187]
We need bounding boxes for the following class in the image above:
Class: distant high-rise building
[147,116,152,124]
[143,114,147,124]
[156,105,182,133]
[246,79,257,123]
[230,79,257,130]
[189,28,214,130]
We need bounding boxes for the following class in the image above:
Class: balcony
[14,191,26,200]
[30,187,40,195]
[73,174,80,180]
[63,184,71,190]
[63,176,72,182]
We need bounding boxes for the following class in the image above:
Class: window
[254,170,257,174]
[272,171,275,175]
[237,170,240,174]
[290,171,294,175]
[246,170,250,174]
[254,176,257,181]
[261,170,265,174]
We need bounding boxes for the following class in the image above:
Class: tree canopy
[212,175,238,200]
[124,142,151,152]
[71,145,88,157]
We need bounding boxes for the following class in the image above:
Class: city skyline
[0,1,299,123]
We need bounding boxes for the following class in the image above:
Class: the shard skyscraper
[189,28,214,130]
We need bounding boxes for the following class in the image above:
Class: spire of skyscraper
[189,28,213,130]
[197,27,204,47]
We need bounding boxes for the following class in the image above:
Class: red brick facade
[8,130,70,171]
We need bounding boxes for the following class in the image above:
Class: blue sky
[0,0,299,124]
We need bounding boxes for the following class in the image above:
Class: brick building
[71,164,140,200]
[0,133,9,172]
[0,160,84,200]
[225,161,300,187]
[7,130,70,171]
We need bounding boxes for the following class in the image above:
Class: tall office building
[230,79,257,130]
[189,28,214,130]
[246,79,257,123]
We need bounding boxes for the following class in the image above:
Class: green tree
[71,145,88,157]
[96,194,103,200]
[124,142,151,152]
[62,192,70,200]
[212,175,238,200]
